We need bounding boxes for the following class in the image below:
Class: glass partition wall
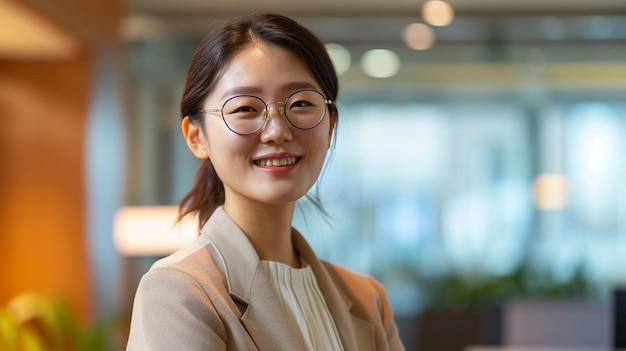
[123,13,626,322]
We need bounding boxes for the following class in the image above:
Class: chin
[260,188,310,205]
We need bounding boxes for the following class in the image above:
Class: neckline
[262,259,310,271]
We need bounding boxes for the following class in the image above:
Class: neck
[223,197,299,268]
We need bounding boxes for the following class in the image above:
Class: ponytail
[177,159,224,229]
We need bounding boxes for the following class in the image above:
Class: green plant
[0,293,122,351]
[423,263,597,309]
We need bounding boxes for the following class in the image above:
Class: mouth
[253,156,300,167]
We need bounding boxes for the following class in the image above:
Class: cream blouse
[262,260,344,351]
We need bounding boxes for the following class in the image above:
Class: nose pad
[263,103,289,126]
[260,103,292,142]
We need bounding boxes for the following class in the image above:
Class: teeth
[255,157,298,167]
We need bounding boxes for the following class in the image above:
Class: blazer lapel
[239,265,307,350]
[293,230,376,351]
[203,208,307,350]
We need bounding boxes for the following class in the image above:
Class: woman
[126,13,405,351]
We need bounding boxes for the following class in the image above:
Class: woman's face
[184,43,336,209]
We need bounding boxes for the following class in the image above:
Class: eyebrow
[220,81,319,99]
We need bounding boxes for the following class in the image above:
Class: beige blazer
[127,207,405,351]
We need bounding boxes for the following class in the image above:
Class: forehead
[212,43,321,99]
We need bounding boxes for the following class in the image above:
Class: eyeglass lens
[221,90,327,135]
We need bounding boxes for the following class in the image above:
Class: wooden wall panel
[0,54,92,320]
[0,0,123,323]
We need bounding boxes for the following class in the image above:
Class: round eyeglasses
[199,89,333,135]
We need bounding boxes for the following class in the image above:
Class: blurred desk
[501,299,609,347]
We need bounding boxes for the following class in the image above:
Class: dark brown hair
[178,13,339,228]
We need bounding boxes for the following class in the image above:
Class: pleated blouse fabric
[263,260,345,351]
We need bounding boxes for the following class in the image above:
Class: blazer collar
[201,207,305,349]
[200,207,259,303]
[201,206,372,351]
[294,232,375,350]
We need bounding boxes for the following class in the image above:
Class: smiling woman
[125,13,405,351]
[183,44,335,221]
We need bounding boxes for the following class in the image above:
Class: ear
[182,116,209,160]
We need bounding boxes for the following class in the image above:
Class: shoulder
[317,261,404,350]
[130,235,231,331]
[319,261,390,313]
[294,230,386,300]
[321,261,385,293]
[128,237,230,349]
[141,234,227,292]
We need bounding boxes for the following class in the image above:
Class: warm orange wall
[19,0,124,45]
[0,54,92,318]
[0,0,123,322]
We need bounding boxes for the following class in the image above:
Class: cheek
[319,120,335,150]
[310,130,332,161]
[202,120,230,155]
[204,130,253,170]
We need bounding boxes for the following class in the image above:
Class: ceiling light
[422,0,455,27]
[533,174,569,210]
[361,49,400,78]
[403,23,436,50]
[325,43,351,76]
[113,206,197,256]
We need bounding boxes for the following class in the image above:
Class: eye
[223,96,264,117]
[289,99,315,109]
[224,105,259,115]
[287,90,325,112]
[234,106,258,113]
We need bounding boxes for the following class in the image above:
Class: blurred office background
[1,0,625,350]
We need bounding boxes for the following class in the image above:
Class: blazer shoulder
[320,261,389,311]
[321,261,384,292]
[319,261,403,350]
[147,234,228,290]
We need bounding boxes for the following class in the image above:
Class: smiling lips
[253,156,300,167]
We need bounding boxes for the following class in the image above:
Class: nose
[259,102,292,143]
